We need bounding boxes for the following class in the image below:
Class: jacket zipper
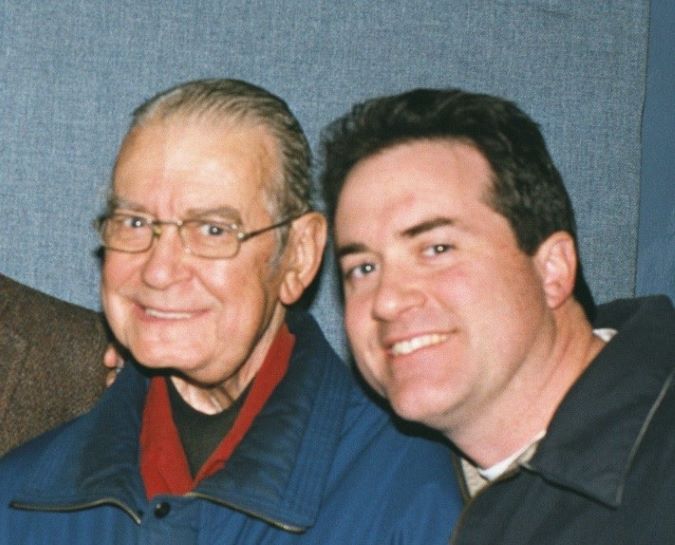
[10,498,143,524]
[12,493,307,533]
[186,491,306,533]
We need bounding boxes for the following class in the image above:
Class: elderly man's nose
[140,229,190,288]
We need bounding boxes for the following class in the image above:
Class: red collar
[139,323,295,499]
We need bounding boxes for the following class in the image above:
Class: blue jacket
[0,311,461,544]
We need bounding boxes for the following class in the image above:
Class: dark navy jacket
[451,297,675,545]
[0,312,461,544]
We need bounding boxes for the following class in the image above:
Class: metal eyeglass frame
[95,210,308,259]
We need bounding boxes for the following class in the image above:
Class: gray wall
[0,1,654,353]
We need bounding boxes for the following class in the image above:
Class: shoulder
[594,295,675,330]
[0,275,109,454]
[287,310,457,469]
[0,273,109,377]
[322,343,461,501]
[330,385,462,541]
[0,274,109,363]
[633,369,675,461]
[0,274,106,336]
[0,424,64,497]
[286,310,461,484]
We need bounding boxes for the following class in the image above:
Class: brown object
[0,274,109,455]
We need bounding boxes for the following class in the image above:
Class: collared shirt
[140,324,295,498]
[460,328,618,497]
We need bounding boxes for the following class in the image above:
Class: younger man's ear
[534,231,577,310]
[279,212,327,305]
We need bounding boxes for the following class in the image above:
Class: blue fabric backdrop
[0,0,654,354]
[637,0,675,301]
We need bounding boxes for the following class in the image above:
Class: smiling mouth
[390,334,449,356]
[144,307,196,320]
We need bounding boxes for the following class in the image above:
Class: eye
[195,221,230,237]
[343,261,377,281]
[113,214,148,229]
[422,243,454,257]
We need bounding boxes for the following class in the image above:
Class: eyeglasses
[95,211,306,259]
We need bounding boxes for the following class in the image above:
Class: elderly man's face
[102,117,290,388]
[334,140,553,435]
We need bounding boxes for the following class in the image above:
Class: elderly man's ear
[534,231,578,310]
[279,212,328,305]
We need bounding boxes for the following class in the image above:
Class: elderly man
[0,79,461,544]
[0,274,108,455]
[320,88,675,544]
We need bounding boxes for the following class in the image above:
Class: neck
[170,305,288,415]
[169,375,246,414]
[450,301,605,468]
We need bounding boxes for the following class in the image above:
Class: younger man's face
[334,139,551,435]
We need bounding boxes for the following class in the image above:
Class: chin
[129,340,195,370]
[387,388,423,420]
[386,384,445,426]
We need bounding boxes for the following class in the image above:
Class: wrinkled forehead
[110,115,283,219]
[118,113,281,173]
[118,111,280,167]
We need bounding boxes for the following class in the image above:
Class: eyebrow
[336,216,459,259]
[108,195,145,212]
[185,206,242,222]
[401,216,457,238]
[108,195,242,222]
[336,242,369,259]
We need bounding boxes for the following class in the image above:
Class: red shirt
[139,324,295,499]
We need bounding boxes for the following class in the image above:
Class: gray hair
[128,78,313,222]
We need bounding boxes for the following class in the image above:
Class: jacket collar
[11,311,351,530]
[525,296,675,507]
[189,311,352,529]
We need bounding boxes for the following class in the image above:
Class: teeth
[391,334,448,356]
[145,308,193,320]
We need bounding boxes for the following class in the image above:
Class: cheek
[201,261,260,307]
[355,359,387,398]
[201,261,278,329]
[102,253,136,290]
[101,259,120,307]
[101,256,138,331]
[343,296,370,349]
[430,264,501,328]
[344,297,386,383]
